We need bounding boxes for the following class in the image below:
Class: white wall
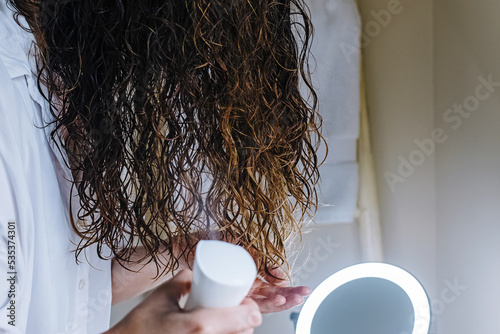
[434,1,500,333]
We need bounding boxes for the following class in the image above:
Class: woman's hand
[106,269,262,334]
[248,267,312,314]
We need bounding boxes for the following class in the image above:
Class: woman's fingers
[176,297,262,334]
[154,269,193,310]
[250,285,312,313]
[255,295,304,314]
[110,270,263,334]
[253,297,286,314]
[252,285,312,298]
[157,270,263,332]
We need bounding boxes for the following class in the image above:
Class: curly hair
[7,0,324,281]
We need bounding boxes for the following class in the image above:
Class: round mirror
[295,263,431,334]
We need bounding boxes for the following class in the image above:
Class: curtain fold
[353,0,384,262]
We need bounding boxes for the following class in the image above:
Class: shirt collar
[0,1,36,79]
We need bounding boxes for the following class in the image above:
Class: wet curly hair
[8,0,324,281]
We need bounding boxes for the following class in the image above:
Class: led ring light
[296,262,431,334]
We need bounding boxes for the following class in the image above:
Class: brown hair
[8,0,325,281]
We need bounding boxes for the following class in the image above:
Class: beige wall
[362,0,500,333]
[434,1,500,333]
[358,0,437,322]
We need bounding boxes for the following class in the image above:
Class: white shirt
[0,2,112,333]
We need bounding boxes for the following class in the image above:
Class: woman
[0,0,323,332]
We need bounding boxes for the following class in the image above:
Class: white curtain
[303,0,360,224]
[303,0,383,261]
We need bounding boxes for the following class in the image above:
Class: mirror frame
[295,262,431,334]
